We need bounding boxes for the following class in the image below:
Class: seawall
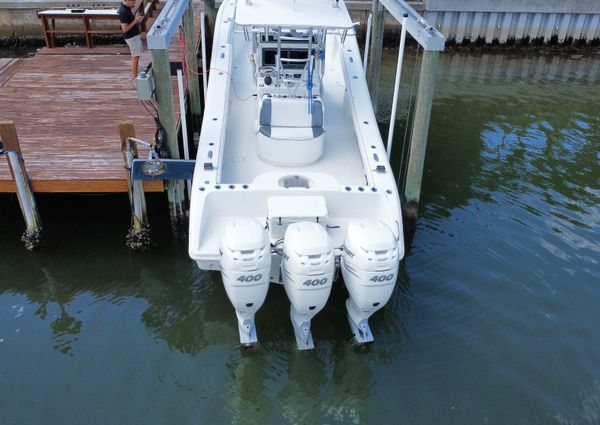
[1,0,599,44]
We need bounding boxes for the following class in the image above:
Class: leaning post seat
[257,95,325,166]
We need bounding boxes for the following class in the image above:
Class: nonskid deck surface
[219,33,366,185]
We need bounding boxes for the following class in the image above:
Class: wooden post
[150,49,187,233]
[403,50,439,222]
[83,16,93,48]
[119,121,152,251]
[183,0,202,132]
[0,121,43,250]
[366,0,385,114]
[203,0,217,53]
[150,49,178,157]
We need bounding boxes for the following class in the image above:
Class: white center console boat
[189,0,404,349]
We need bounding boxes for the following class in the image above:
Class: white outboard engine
[282,222,334,350]
[341,219,401,343]
[220,219,271,346]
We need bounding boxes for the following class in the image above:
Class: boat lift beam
[146,0,190,50]
[379,0,445,52]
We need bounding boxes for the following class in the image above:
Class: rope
[206,66,255,102]
[175,31,255,102]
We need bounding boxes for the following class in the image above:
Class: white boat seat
[257,95,325,166]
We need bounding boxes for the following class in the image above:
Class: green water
[1,52,599,424]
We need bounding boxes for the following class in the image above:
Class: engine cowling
[341,219,400,343]
[282,221,334,349]
[220,218,271,345]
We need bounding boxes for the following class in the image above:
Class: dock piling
[150,49,188,234]
[403,50,439,221]
[119,121,152,251]
[204,0,218,44]
[183,0,202,132]
[0,120,43,250]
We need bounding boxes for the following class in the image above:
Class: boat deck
[220,32,366,186]
[221,87,366,185]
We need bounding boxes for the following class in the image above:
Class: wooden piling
[366,0,385,114]
[150,49,187,233]
[184,0,203,132]
[403,50,439,221]
[203,0,218,43]
[0,120,43,250]
[119,121,153,251]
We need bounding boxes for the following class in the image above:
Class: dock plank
[0,58,24,88]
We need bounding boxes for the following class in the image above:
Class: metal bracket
[132,158,196,181]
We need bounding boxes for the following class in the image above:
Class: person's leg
[131,56,140,80]
[126,35,143,82]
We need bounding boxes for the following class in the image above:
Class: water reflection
[279,351,327,424]
[226,350,273,425]
[0,221,410,422]
[39,268,82,355]
[381,52,600,225]
[1,51,599,424]
[321,347,374,424]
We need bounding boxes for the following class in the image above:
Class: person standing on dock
[118,0,144,83]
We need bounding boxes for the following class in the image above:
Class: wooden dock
[0,2,203,193]
[0,58,24,87]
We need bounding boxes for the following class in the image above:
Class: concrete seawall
[1,0,599,44]
[424,0,600,44]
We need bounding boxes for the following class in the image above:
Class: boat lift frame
[365,0,445,220]
[143,0,203,231]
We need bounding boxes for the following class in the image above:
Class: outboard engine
[220,219,271,346]
[341,219,401,343]
[282,222,334,350]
